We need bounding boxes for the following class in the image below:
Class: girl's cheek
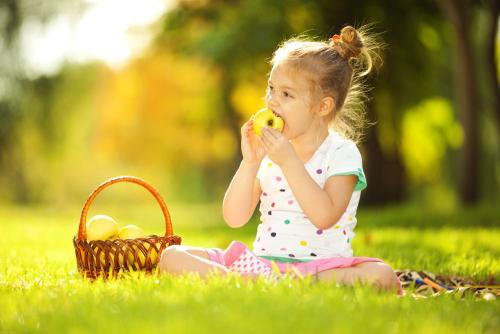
[283,123,290,135]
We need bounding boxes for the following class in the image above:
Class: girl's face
[265,64,324,140]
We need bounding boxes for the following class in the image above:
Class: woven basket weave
[73,176,181,279]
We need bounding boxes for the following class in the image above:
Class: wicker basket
[73,176,182,279]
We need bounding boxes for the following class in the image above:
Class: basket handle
[78,176,173,240]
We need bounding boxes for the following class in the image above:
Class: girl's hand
[241,118,265,164]
[259,127,298,166]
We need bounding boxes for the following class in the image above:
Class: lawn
[0,203,498,333]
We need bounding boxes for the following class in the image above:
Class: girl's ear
[319,96,335,117]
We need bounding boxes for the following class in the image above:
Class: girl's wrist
[240,159,261,172]
[279,154,302,173]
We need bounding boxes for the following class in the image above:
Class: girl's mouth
[271,109,282,119]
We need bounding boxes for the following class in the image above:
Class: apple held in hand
[86,215,119,241]
[252,108,284,136]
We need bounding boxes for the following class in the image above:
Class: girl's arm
[222,162,262,228]
[222,118,264,228]
[281,158,356,230]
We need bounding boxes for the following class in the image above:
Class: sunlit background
[0,0,498,211]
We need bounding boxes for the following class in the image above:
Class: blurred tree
[486,0,500,131]
[437,0,500,204]
[439,0,479,204]
[91,50,235,200]
[0,0,86,202]
[0,0,26,201]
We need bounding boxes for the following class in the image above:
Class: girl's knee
[356,262,399,291]
[159,245,186,272]
[371,263,399,290]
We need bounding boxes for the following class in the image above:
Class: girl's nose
[266,93,278,108]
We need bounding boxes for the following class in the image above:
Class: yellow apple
[97,251,115,267]
[127,243,160,269]
[252,108,284,136]
[100,253,129,274]
[118,224,145,239]
[86,215,119,241]
[145,243,160,265]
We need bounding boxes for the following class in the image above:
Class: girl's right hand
[241,118,265,164]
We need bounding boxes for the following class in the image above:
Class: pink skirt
[207,241,381,275]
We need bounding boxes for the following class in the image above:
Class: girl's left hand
[259,127,298,166]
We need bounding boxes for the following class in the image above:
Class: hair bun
[331,26,363,60]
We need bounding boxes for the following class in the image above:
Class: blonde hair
[269,25,384,143]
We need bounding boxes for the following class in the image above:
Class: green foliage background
[0,0,498,208]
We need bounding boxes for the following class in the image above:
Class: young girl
[160,26,402,295]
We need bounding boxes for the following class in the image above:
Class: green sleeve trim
[329,168,367,191]
[259,255,313,263]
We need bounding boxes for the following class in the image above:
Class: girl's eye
[283,91,293,98]
[265,87,272,97]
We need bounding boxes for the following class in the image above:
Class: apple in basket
[116,224,157,268]
[118,224,145,239]
[253,108,284,136]
[86,215,119,241]
[128,243,161,269]
[97,249,127,269]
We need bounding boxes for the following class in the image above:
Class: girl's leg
[159,245,229,278]
[317,261,400,293]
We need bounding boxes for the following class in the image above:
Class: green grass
[0,203,499,333]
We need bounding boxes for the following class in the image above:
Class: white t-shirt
[252,129,367,261]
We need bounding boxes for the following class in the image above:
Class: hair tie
[330,34,341,44]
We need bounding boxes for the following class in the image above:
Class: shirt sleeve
[326,141,367,191]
